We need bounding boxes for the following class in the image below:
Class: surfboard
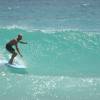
[0,59,26,68]
[0,55,26,68]
[6,63,26,68]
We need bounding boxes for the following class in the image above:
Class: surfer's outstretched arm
[19,41,27,44]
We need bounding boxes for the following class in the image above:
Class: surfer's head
[17,34,22,40]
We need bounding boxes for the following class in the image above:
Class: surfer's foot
[8,62,12,64]
[8,61,13,64]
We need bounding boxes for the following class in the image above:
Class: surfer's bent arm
[15,45,22,57]
[19,41,27,44]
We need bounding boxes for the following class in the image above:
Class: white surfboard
[0,59,26,68]
[0,54,27,68]
[6,63,26,68]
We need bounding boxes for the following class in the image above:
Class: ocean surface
[0,0,100,100]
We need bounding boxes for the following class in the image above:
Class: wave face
[0,28,100,100]
[0,28,100,76]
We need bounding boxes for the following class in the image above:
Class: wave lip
[0,24,97,33]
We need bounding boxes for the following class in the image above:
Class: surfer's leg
[9,52,17,64]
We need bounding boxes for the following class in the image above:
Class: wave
[0,24,100,33]
[0,26,100,76]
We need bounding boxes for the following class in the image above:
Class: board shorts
[6,43,15,53]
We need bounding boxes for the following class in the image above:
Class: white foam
[8,55,27,66]
[0,59,7,66]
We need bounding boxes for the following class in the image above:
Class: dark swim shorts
[6,44,15,53]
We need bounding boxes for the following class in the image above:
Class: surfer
[5,34,27,64]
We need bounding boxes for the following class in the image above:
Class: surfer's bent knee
[13,52,17,57]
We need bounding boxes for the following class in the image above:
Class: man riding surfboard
[6,34,27,64]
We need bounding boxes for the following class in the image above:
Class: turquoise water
[0,28,100,100]
[0,0,100,99]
